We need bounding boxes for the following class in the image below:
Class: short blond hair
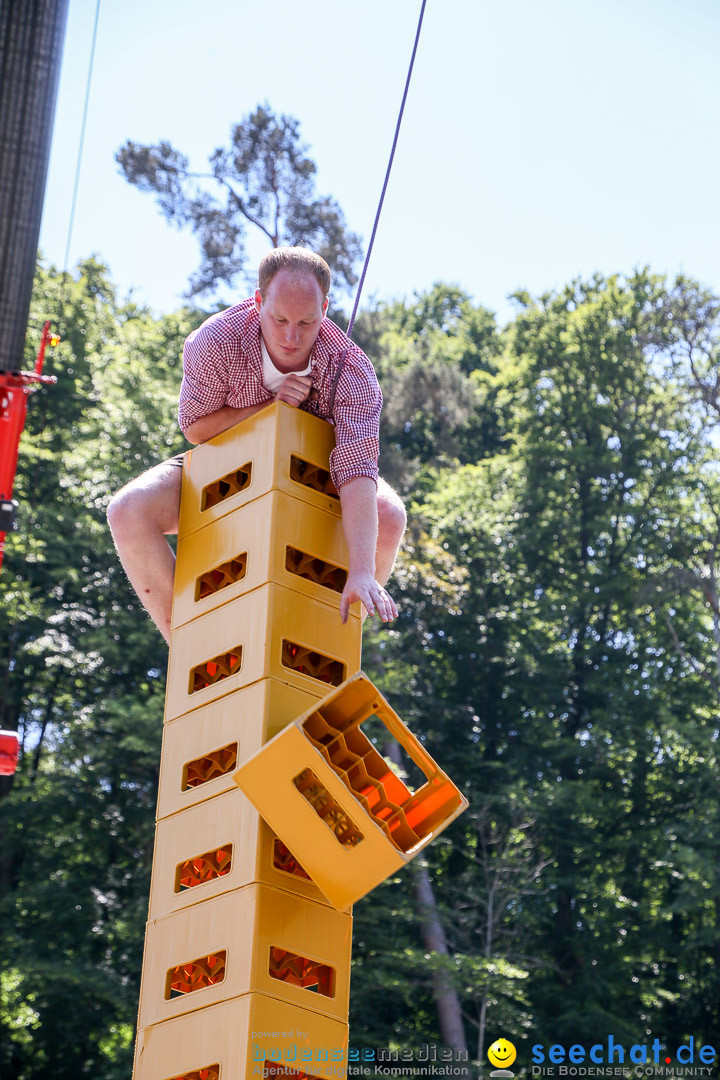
[257,246,331,299]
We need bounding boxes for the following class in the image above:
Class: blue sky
[40,0,720,325]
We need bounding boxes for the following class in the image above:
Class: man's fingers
[372,586,396,622]
[340,590,363,623]
[361,581,391,621]
[281,375,312,401]
[348,586,395,623]
[275,387,305,407]
[275,375,313,408]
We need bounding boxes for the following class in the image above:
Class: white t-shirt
[261,337,312,394]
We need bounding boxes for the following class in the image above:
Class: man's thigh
[114,454,185,536]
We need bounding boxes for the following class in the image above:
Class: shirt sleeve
[178,321,234,433]
[329,350,382,490]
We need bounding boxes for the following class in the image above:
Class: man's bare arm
[183,376,313,445]
[183,403,270,445]
[338,476,398,625]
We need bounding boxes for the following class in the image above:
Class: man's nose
[285,323,300,345]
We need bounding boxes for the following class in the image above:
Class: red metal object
[0,729,20,776]
[0,320,58,575]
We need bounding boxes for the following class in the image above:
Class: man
[107,246,406,644]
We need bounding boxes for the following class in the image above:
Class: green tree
[351,284,507,493]
[116,103,362,298]
[360,271,720,1061]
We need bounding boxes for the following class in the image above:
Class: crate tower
[133,402,467,1080]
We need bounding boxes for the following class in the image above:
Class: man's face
[255,270,328,372]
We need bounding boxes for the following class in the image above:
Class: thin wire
[62,0,102,275]
[346,0,428,339]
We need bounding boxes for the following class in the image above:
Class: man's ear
[254,288,263,312]
[322,297,329,317]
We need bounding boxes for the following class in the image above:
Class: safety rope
[62,0,102,276]
[346,0,428,339]
[46,0,101,363]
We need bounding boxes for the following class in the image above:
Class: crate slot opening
[268,945,335,998]
[195,553,248,601]
[272,837,312,881]
[175,843,233,892]
[289,455,338,500]
[201,463,252,511]
[282,641,345,686]
[182,742,238,790]
[189,648,243,694]
[166,1066,220,1080]
[293,767,364,847]
[285,545,347,595]
[165,950,227,999]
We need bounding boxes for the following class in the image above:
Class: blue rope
[346,0,428,339]
[63,0,102,274]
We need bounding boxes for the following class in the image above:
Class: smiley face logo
[488,1038,517,1070]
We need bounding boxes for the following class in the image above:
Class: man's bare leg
[107,462,182,645]
[376,476,406,585]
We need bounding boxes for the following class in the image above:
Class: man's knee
[107,464,181,539]
[107,480,151,539]
[377,484,407,545]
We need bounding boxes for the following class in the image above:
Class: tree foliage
[358,270,720,1061]
[116,104,362,298]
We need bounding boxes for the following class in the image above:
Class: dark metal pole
[0,0,69,371]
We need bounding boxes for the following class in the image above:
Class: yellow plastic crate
[158,680,321,819]
[150,788,332,919]
[235,672,468,910]
[173,488,359,629]
[178,402,340,540]
[137,884,352,1029]
[164,584,361,723]
[133,992,349,1080]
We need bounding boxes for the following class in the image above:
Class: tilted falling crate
[235,671,468,911]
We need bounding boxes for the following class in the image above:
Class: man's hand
[339,571,398,625]
[337,475,399,626]
[274,374,312,408]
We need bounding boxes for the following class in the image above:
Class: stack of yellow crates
[134,403,361,1080]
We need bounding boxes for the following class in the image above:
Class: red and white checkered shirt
[179,298,381,490]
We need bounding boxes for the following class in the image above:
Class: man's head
[257,247,331,300]
[255,247,330,371]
